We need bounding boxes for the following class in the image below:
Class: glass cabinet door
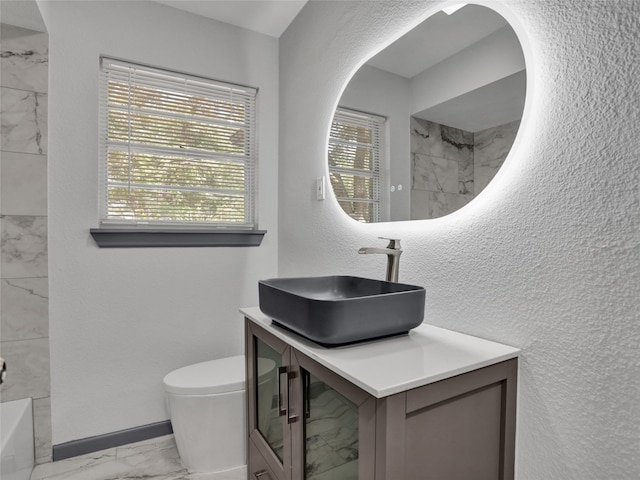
[256,337,284,461]
[246,319,376,480]
[302,369,359,480]
[290,349,376,480]
[247,321,293,480]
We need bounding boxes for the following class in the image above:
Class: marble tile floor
[305,387,358,480]
[34,385,358,480]
[29,435,246,480]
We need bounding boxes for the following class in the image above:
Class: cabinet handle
[304,370,311,420]
[278,366,299,423]
[278,366,287,417]
[254,470,271,479]
[287,369,299,424]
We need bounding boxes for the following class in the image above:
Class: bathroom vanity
[243,307,519,480]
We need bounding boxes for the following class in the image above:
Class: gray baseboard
[53,420,173,461]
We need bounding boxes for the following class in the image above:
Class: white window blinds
[99,57,257,228]
[328,108,384,223]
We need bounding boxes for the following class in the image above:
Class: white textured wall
[47,1,278,444]
[279,1,640,478]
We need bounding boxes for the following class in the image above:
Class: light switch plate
[316,176,325,200]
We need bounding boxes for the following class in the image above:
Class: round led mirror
[328,3,527,222]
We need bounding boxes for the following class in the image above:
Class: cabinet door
[377,359,518,480]
[290,349,376,480]
[246,321,293,480]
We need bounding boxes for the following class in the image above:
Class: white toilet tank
[163,355,275,474]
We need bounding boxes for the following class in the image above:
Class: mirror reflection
[328,4,526,222]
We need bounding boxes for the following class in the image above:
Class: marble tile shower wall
[410,117,519,219]
[0,23,51,464]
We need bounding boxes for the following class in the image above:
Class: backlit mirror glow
[328,4,526,223]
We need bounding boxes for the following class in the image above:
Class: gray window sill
[90,228,266,248]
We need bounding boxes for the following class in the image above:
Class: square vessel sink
[258,276,426,347]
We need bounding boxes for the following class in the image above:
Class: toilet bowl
[163,355,276,474]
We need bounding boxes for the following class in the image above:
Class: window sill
[90,228,266,248]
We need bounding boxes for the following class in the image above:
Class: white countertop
[242,307,520,398]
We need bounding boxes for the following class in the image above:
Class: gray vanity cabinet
[245,317,517,480]
[375,358,517,480]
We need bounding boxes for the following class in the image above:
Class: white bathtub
[1,398,34,480]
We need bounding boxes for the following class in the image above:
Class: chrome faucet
[358,237,402,282]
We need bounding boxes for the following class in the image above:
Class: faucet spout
[358,247,393,255]
[358,237,402,282]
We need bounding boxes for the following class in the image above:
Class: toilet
[163,355,276,474]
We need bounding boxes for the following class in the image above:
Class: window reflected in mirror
[328,108,385,223]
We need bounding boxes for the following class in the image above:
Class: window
[98,58,258,231]
[328,107,384,223]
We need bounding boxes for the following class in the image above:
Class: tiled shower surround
[0,22,51,463]
[410,116,520,219]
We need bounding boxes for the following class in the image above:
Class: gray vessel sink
[258,275,426,347]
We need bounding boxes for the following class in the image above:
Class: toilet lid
[163,355,245,395]
[163,355,276,395]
